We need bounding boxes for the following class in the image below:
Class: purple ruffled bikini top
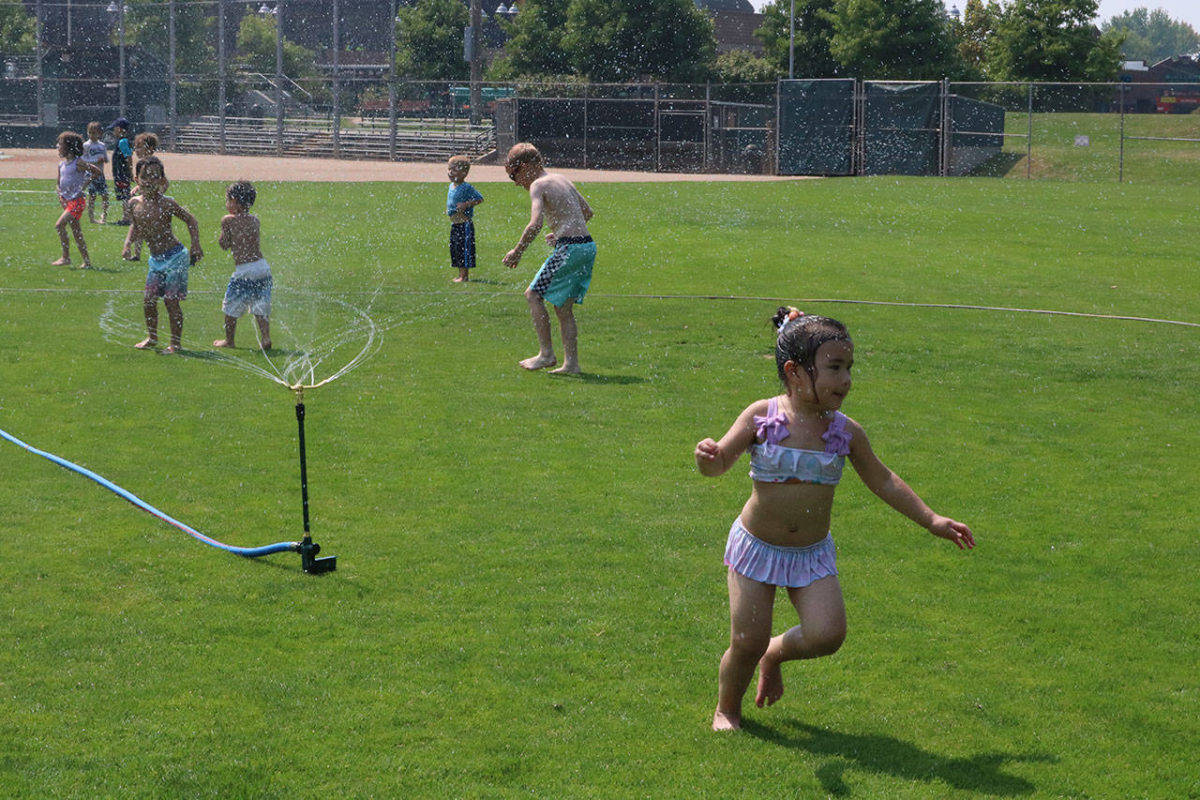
[748,396,851,485]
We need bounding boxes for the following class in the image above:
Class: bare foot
[80,262,91,269]
[451,276,465,283]
[213,339,234,348]
[162,345,180,354]
[99,213,107,224]
[52,257,70,266]
[755,655,784,708]
[134,338,157,350]
[260,340,272,350]
[549,363,581,375]
[712,710,742,731]
[519,354,557,371]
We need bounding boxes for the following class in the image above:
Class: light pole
[788,0,795,80]
[469,0,482,125]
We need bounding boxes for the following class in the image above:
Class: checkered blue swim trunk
[528,236,596,307]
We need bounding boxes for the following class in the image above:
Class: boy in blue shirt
[105,117,134,225]
[446,155,483,283]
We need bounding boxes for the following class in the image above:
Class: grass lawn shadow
[547,371,647,385]
[742,719,1055,796]
[969,151,1026,178]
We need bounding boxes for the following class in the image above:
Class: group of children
[54,119,272,354]
[54,131,974,732]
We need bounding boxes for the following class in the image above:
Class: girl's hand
[544,232,557,246]
[929,516,975,550]
[695,438,721,462]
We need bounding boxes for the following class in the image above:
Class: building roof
[711,11,765,54]
[695,0,755,12]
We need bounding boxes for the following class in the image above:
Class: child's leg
[519,289,557,370]
[100,194,108,223]
[213,314,238,348]
[163,298,184,352]
[52,210,73,264]
[715,568,775,730]
[87,193,96,222]
[549,299,580,374]
[253,315,271,349]
[755,575,847,708]
[137,296,159,348]
[68,217,90,267]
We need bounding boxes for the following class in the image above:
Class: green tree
[987,0,1123,80]
[830,0,964,78]
[123,0,215,74]
[235,13,321,80]
[956,0,1001,78]
[490,0,572,79]
[562,0,717,82]
[394,0,469,80]
[1102,8,1200,63]
[754,0,838,77]
[0,2,36,55]
[713,49,782,83]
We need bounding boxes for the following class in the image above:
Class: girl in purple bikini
[694,307,974,732]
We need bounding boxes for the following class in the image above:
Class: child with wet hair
[695,307,974,731]
[123,157,203,353]
[125,131,161,261]
[52,131,102,268]
[213,181,272,350]
[446,154,483,283]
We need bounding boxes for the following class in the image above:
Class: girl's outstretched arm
[846,419,975,549]
[695,401,764,478]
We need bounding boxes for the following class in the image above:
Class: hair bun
[772,306,804,333]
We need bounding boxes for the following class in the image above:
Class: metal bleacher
[170,116,496,163]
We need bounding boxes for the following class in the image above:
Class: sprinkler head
[298,535,337,574]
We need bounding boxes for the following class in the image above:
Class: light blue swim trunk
[528,236,596,307]
[144,244,190,301]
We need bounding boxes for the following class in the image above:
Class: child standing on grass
[82,121,109,224]
[52,131,101,268]
[502,142,596,374]
[446,155,483,283]
[122,157,203,354]
[124,132,160,261]
[695,308,975,732]
[106,117,134,225]
[213,181,272,350]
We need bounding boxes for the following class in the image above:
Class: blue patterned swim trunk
[144,244,190,301]
[528,236,596,307]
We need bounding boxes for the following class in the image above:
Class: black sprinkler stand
[299,535,337,574]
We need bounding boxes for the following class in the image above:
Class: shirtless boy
[122,157,203,354]
[213,181,272,350]
[502,143,597,374]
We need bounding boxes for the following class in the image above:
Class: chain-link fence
[2,1,1198,179]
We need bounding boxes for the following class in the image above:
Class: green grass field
[1,173,1197,798]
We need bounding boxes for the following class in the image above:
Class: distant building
[695,0,765,55]
[1119,55,1200,113]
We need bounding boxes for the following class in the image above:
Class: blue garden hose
[0,425,298,558]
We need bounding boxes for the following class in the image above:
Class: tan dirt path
[0,148,812,183]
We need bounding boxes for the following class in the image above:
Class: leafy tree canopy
[1102,7,1200,63]
[394,0,469,80]
[987,0,1122,80]
[829,0,964,79]
[0,3,36,55]
[755,0,839,77]
[561,0,717,82]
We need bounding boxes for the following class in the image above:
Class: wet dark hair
[57,131,84,158]
[138,155,166,181]
[227,180,256,209]
[133,131,158,151]
[771,307,852,388]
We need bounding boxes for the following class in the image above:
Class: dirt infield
[0,148,808,183]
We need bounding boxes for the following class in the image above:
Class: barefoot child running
[695,308,974,732]
[52,131,102,268]
[502,143,596,374]
[213,181,272,350]
[123,157,203,354]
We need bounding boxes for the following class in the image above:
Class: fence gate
[776,79,856,176]
[858,81,943,175]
